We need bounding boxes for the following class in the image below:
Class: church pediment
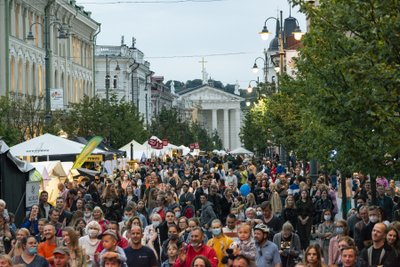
[179,85,244,102]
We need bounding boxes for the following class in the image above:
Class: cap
[98,230,119,241]
[53,247,70,256]
[254,223,270,233]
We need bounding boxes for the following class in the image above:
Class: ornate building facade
[0,0,99,107]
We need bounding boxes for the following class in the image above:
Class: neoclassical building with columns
[0,0,99,107]
[177,84,244,150]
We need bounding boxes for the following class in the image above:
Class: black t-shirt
[125,246,158,267]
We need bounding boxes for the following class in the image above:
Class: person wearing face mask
[79,220,102,266]
[207,219,233,267]
[174,227,218,267]
[83,204,94,224]
[359,206,381,251]
[317,209,334,260]
[328,220,349,266]
[12,236,48,266]
[161,224,184,262]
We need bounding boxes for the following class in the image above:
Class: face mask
[27,247,37,255]
[369,216,379,223]
[152,221,160,228]
[211,228,221,236]
[88,229,98,238]
[122,215,129,221]
[324,215,331,221]
[256,211,262,217]
[335,227,344,235]
[84,212,91,218]
[175,212,181,218]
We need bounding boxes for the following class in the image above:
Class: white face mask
[84,212,92,218]
[152,221,160,228]
[369,216,379,223]
[88,229,98,238]
[324,215,331,221]
[256,211,262,217]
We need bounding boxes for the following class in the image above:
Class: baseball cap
[53,247,70,256]
[98,230,119,241]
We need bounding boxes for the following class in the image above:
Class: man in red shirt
[174,227,218,267]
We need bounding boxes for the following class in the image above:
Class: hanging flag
[72,136,103,169]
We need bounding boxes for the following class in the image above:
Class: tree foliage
[0,94,45,146]
[150,107,222,150]
[55,95,148,149]
[242,0,400,178]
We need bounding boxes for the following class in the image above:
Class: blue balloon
[240,184,251,196]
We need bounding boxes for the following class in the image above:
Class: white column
[223,109,229,149]
[234,108,241,148]
[211,109,217,133]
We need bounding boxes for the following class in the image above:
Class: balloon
[240,184,251,196]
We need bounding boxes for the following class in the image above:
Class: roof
[178,84,244,101]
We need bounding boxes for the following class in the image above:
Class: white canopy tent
[119,139,148,160]
[179,145,191,155]
[10,133,106,158]
[229,147,254,156]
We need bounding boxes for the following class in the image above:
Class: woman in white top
[78,221,101,267]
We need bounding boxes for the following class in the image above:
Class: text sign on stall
[26,181,40,208]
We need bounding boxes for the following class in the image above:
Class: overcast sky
[80,0,306,89]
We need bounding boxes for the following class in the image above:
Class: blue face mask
[27,247,37,255]
[211,228,221,236]
[335,227,344,235]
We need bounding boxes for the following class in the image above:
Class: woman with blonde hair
[79,220,102,266]
[282,195,298,230]
[8,228,30,258]
[0,254,13,267]
[245,193,257,209]
[92,206,109,232]
[62,227,87,267]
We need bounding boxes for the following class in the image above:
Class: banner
[26,181,40,208]
[50,88,64,111]
[72,136,103,169]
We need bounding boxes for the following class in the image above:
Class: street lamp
[259,11,304,76]
[26,19,69,124]
[251,48,270,83]
[247,80,259,94]
[105,54,120,101]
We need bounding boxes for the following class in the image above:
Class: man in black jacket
[38,191,53,219]
[360,223,397,267]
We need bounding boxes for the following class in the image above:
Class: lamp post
[105,54,120,101]
[258,10,304,167]
[259,11,304,78]
[26,11,69,123]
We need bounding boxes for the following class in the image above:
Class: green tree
[58,95,147,148]
[282,0,400,198]
[150,107,222,150]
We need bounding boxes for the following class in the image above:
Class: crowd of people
[0,154,399,267]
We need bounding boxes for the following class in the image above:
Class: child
[231,223,256,267]
[161,243,179,267]
[97,230,127,267]
[0,199,10,222]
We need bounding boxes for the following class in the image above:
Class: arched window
[113,75,118,89]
